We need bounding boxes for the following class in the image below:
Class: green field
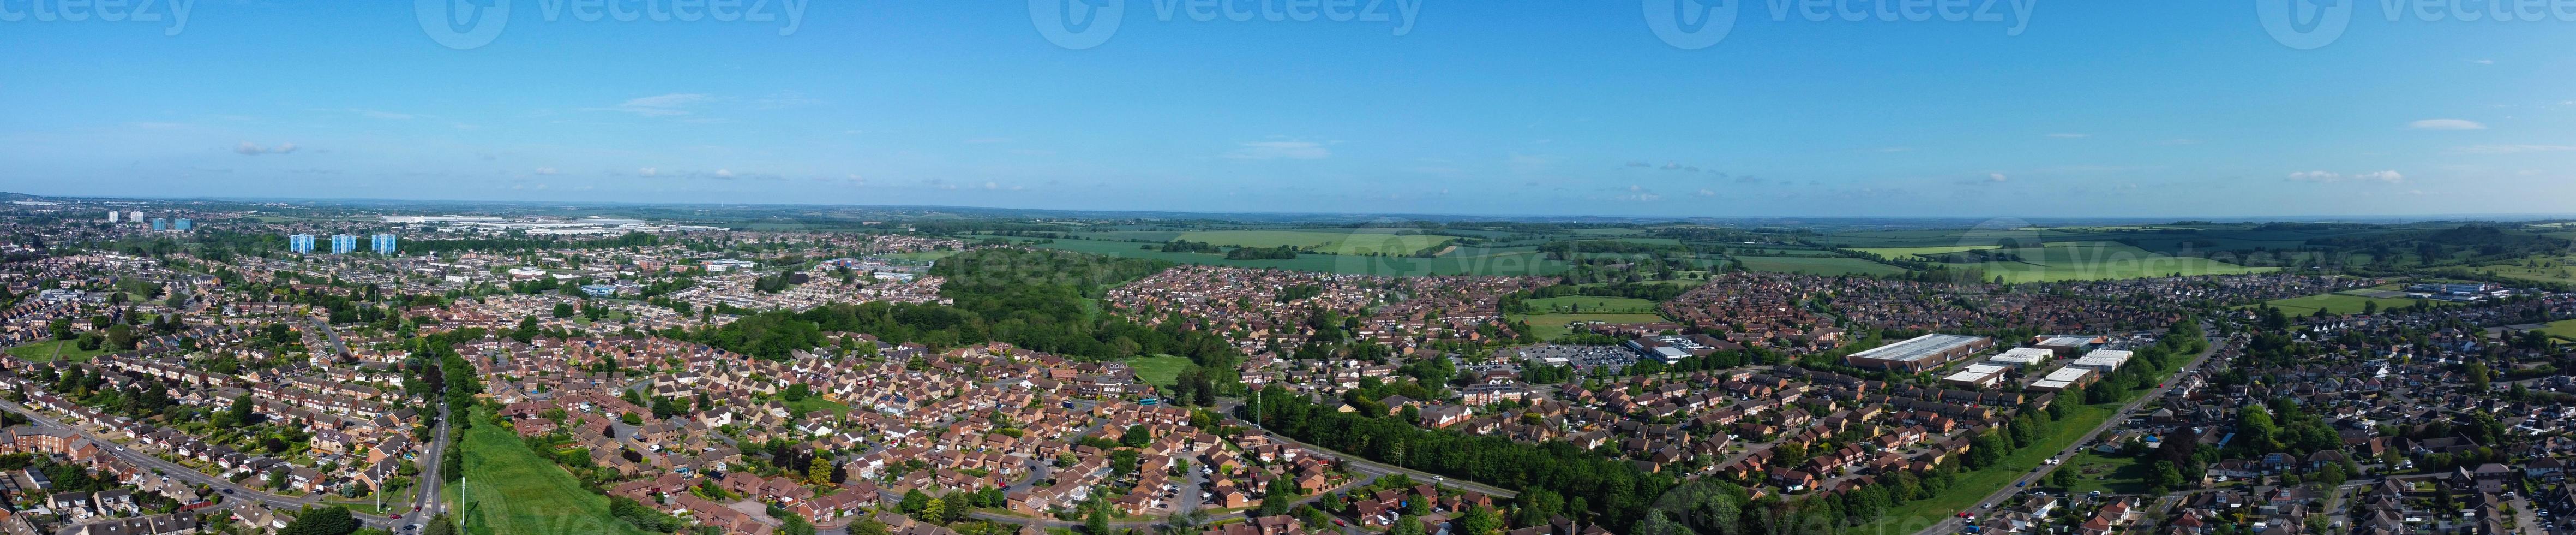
[1732,256,1910,277]
[2259,291,2453,317]
[1852,245,2004,259]
[5,339,110,362]
[2542,320,2576,342]
[1125,355,1194,387]
[2461,254,2576,286]
[785,396,852,419]
[1947,242,2275,283]
[1521,296,1660,314]
[1022,237,1570,276]
[1509,313,1667,340]
[452,407,649,535]
[1173,230,1455,255]
[881,251,960,263]
[2057,451,2149,495]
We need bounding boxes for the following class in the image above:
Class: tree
[900,489,929,514]
[1086,503,1114,535]
[553,302,574,318]
[2050,467,2077,489]
[1458,505,1504,535]
[280,506,361,535]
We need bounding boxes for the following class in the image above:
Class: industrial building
[2028,367,2098,392]
[1986,347,2055,368]
[2029,335,2106,356]
[2068,349,2133,372]
[1845,334,1993,373]
[1941,364,2011,389]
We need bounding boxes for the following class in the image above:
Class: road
[0,398,418,528]
[1909,333,2229,535]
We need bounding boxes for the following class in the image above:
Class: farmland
[1852,245,2003,259]
[1733,255,1911,277]
[1173,229,1455,255]
[1944,242,2275,283]
[1017,237,1572,276]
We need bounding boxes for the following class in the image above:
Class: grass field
[2058,451,2149,495]
[784,396,851,419]
[1949,242,2275,283]
[1023,237,1571,276]
[1509,313,1667,340]
[1732,256,1911,277]
[4,339,110,362]
[1852,245,2003,259]
[881,251,960,263]
[2462,255,2576,286]
[1125,355,1193,387]
[2542,320,2576,342]
[1521,296,1661,314]
[2259,292,2454,317]
[452,407,648,535]
[1172,230,1455,256]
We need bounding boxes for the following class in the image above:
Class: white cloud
[1225,141,1331,160]
[1988,173,2009,182]
[2157,139,2202,146]
[352,109,419,120]
[2409,118,2487,130]
[2046,133,2091,139]
[1695,189,1718,197]
[233,142,297,156]
[2286,170,2404,183]
[714,169,735,179]
[534,167,560,175]
[2450,145,2576,154]
[602,93,712,117]
[2470,59,2495,64]
[638,167,659,177]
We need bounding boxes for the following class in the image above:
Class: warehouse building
[2068,349,2133,372]
[1845,334,1994,373]
[1986,347,2056,368]
[1941,364,2012,389]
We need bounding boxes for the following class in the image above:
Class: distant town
[0,195,2571,535]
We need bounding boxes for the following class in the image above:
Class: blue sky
[0,0,2570,217]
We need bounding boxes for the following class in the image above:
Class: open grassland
[1521,296,1661,314]
[5,339,109,362]
[2461,255,2576,286]
[1023,237,1570,276]
[1853,245,2004,259]
[453,408,647,535]
[1950,242,2274,283]
[1733,255,1910,276]
[1173,229,1455,255]
[1509,313,1666,340]
[2058,451,2151,496]
[1125,355,1194,387]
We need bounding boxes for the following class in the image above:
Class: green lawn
[784,396,852,419]
[451,407,648,535]
[2057,451,2149,495]
[1124,355,1193,387]
[2542,320,2576,342]
[5,338,111,362]
[1023,237,1571,276]
[1520,296,1661,314]
[881,251,960,263]
[1731,256,1910,277]
[1508,313,1668,340]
